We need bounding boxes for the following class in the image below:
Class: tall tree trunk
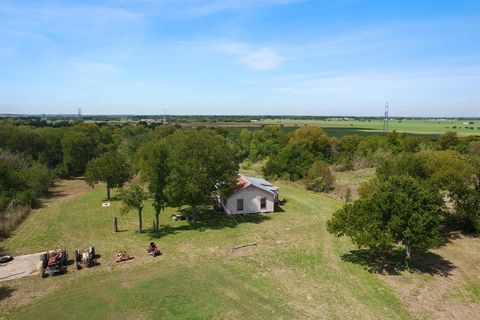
[405,242,412,269]
[138,206,143,232]
[191,204,197,222]
[107,185,111,200]
[155,210,160,231]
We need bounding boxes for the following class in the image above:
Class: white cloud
[217,42,283,71]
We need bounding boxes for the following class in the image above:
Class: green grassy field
[0,179,413,320]
[259,119,480,136]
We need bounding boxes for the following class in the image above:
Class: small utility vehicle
[75,246,97,270]
[40,249,68,277]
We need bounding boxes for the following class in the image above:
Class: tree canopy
[289,126,331,160]
[85,151,132,200]
[61,130,98,176]
[119,182,148,232]
[164,129,239,221]
[135,140,169,229]
[304,160,335,192]
[327,175,443,266]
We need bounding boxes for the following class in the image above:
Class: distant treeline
[2,114,480,125]
[1,119,479,237]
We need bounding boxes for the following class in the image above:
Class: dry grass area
[382,234,480,320]
[331,168,376,201]
[47,178,92,201]
[328,169,480,319]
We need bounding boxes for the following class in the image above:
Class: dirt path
[1,178,91,249]
[382,235,480,319]
[43,178,91,202]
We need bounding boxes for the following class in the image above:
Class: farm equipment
[147,242,161,257]
[115,251,134,263]
[40,249,68,277]
[75,246,97,270]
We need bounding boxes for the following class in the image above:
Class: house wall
[224,186,275,214]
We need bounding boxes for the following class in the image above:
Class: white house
[221,175,279,215]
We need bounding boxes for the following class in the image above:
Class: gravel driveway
[0,253,42,281]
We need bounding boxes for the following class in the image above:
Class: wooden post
[113,217,118,233]
[138,207,143,233]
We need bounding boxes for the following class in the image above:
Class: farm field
[258,119,480,136]
[0,176,479,319]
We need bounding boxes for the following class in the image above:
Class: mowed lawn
[1,179,412,320]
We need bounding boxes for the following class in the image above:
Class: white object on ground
[102,202,111,207]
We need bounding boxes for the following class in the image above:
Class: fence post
[113,217,118,233]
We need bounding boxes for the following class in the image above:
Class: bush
[304,161,335,192]
[263,144,314,181]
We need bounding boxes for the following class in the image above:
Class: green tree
[119,182,148,232]
[449,155,480,231]
[263,143,314,181]
[304,160,335,192]
[438,131,459,150]
[19,161,53,206]
[249,126,288,161]
[289,126,331,160]
[378,151,480,232]
[164,129,239,222]
[85,152,132,200]
[135,141,169,230]
[327,175,443,267]
[61,131,97,176]
[376,153,429,181]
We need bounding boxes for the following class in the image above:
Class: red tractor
[75,246,97,270]
[40,249,68,278]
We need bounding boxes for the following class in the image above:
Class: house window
[260,197,267,209]
[237,199,244,211]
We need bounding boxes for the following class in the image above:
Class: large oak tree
[85,151,132,200]
[164,129,238,222]
[327,175,443,267]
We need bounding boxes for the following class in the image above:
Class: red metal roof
[236,175,251,189]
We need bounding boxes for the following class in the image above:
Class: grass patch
[446,281,480,304]
[2,180,413,319]
[259,119,480,136]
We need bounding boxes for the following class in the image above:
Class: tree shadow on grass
[102,196,120,202]
[0,286,14,301]
[341,248,455,276]
[149,207,271,239]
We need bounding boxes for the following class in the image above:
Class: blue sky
[0,0,479,116]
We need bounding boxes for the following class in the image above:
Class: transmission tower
[383,102,389,134]
[78,108,82,121]
[163,109,167,124]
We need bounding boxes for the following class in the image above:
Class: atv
[75,246,97,270]
[40,249,68,278]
